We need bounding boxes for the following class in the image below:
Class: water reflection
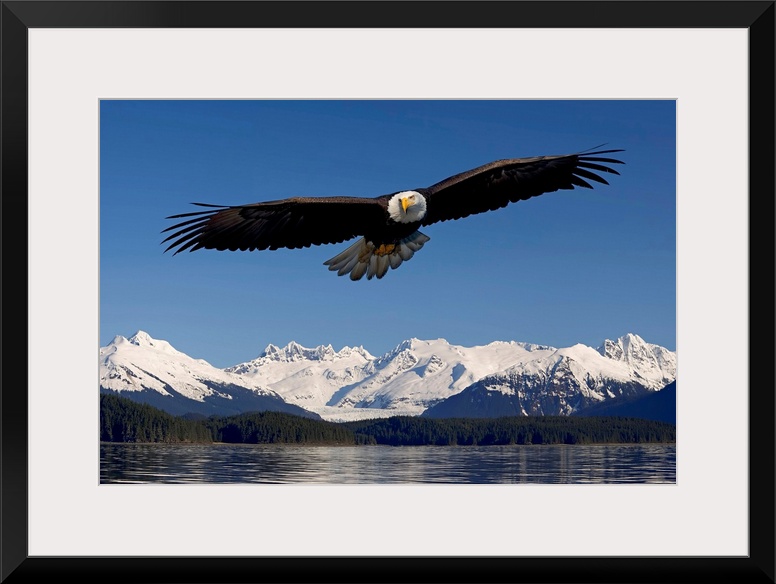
[101,443,676,484]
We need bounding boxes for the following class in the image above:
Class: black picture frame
[2,1,773,583]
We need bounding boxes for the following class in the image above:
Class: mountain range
[99,331,676,422]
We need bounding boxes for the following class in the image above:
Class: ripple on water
[100,443,676,484]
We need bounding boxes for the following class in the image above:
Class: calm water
[100,443,676,484]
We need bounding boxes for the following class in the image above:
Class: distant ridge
[572,381,676,424]
[100,331,676,422]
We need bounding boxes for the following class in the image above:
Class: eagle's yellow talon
[374,244,396,256]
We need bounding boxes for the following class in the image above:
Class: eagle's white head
[387,190,427,224]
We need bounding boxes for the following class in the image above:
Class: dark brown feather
[162,196,387,254]
[420,149,623,226]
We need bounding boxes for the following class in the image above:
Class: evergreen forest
[100,393,676,446]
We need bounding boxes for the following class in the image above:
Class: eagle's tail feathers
[337,253,361,277]
[323,239,362,270]
[367,254,390,280]
[323,232,430,281]
[350,260,369,281]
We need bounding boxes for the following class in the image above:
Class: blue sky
[100,100,675,368]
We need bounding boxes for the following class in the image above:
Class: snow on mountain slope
[323,338,555,415]
[597,333,676,388]
[225,342,375,412]
[224,337,557,419]
[100,331,267,401]
[100,331,676,422]
[424,334,676,418]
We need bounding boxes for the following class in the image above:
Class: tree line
[100,394,359,444]
[100,393,676,445]
[344,415,675,445]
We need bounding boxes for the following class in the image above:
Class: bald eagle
[162,148,624,280]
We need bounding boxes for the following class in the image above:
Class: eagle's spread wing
[162,196,386,254]
[419,149,624,226]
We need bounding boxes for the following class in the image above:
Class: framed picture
[4,1,773,582]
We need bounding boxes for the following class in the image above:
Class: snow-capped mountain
[597,333,676,387]
[423,335,676,418]
[226,337,554,420]
[99,331,676,422]
[99,332,320,418]
[225,341,375,415]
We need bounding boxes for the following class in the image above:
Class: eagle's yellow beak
[401,197,411,212]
